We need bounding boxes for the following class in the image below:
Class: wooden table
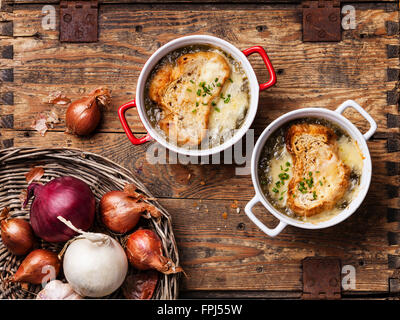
[0,0,399,299]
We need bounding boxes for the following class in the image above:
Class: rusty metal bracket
[302,257,341,299]
[302,0,341,42]
[60,0,98,42]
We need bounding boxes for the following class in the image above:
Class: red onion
[24,176,95,242]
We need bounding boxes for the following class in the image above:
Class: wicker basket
[0,147,180,299]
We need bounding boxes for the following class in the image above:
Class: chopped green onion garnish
[272,187,279,193]
[214,107,220,112]
[279,196,283,201]
[286,162,290,167]
[217,83,222,87]
[229,78,233,83]
[196,89,201,96]
[279,173,289,180]
[313,191,317,200]
[215,78,219,82]
[190,80,195,84]
[192,109,197,113]
[187,88,192,92]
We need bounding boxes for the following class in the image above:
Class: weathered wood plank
[2,86,398,136]
[165,196,391,292]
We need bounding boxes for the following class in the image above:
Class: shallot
[58,216,128,298]
[1,208,35,255]
[126,229,183,274]
[100,183,161,234]
[66,87,111,136]
[12,249,61,285]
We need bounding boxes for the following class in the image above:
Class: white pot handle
[335,100,377,141]
[245,195,287,237]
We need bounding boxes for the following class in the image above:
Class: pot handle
[245,195,287,237]
[242,46,276,91]
[118,99,152,145]
[335,100,377,141]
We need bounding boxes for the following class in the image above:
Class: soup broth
[258,118,364,223]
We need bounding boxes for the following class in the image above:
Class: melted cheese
[337,136,363,174]
[207,53,250,147]
[264,147,293,207]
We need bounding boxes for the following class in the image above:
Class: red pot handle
[118,99,152,145]
[242,46,276,91]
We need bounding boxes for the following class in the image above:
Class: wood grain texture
[0,2,399,295]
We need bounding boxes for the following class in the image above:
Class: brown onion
[100,184,161,234]
[66,88,111,136]
[12,249,61,285]
[1,214,35,256]
[122,270,158,300]
[126,229,182,275]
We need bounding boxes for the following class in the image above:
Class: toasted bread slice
[285,123,350,217]
[148,51,230,146]
[148,63,174,106]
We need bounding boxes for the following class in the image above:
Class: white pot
[245,100,377,237]
[118,35,276,156]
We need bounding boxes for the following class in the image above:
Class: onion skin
[66,88,110,136]
[25,176,96,242]
[1,218,35,255]
[122,270,158,300]
[13,249,61,285]
[126,229,183,275]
